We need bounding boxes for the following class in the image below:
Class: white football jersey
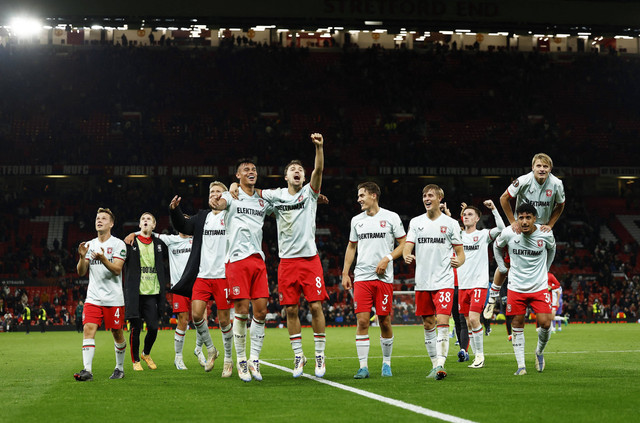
[506,172,565,225]
[261,183,319,259]
[406,213,463,291]
[222,190,273,263]
[349,208,406,284]
[158,234,193,288]
[495,225,556,293]
[84,235,127,306]
[197,210,226,278]
[457,229,498,290]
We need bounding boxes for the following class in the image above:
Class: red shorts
[278,255,328,305]
[172,294,191,313]
[458,288,488,316]
[83,303,124,330]
[193,277,233,310]
[225,254,269,300]
[353,280,393,316]
[415,289,454,316]
[506,289,552,316]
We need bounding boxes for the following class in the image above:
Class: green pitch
[2,324,639,423]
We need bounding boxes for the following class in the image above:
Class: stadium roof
[1,0,640,36]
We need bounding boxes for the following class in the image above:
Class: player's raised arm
[342,242,357,290]
[309,133,324,192]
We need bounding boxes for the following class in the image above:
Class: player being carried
[495,203,556,375]
[484,153,565,319]
[404,184,465,381]
[457,200,505,369]
[74,208,127,381]
[342,182,406,379]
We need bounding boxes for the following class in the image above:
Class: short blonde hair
[532,153,553,169]
[422,184,444,199]
[97,208,115,223]
[140,212,156,224]
[209,181,228,191]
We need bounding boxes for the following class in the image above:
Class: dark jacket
[124,236,167,320]
[168,206,211,297]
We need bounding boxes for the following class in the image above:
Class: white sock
[536,327,551,355]
[512,327,525,368]
[380,336,393,366]
[249,318,265,361]
[174,329,186,356]
[114,341,126,370]
[234,314,248,362]
[221,323,233,360]
[314,332,326,356]
[472,326,484,356]
[356,334,370,368]
[195,328,203,352]
[290,333,303,356]
[82,339,95,372]
[468,330,475,354]
[436,325,450,367]
[424,328,437,368]
[194,319,213,349]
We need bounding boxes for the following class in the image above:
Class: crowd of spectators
[1,43,640,169]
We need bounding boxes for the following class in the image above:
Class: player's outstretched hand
[341,273,353,290]
[440,202,451,217]
[311,133,323,147]
[459,202,467,217]
[404,253,415,265]
[124,232,136,246]
[170,195,181,210]
[511,221,521,234]
[77,241,89,257]
[484,199,496,210]
[318,194,329,205]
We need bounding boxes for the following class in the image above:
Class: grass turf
[1,323,639,423]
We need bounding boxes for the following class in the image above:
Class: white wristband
[386,254,393,262]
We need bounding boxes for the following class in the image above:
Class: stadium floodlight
[440,31,453,35]
[365,21,383,26]
[91,25,103,30]
[9,17,42,37]
[455,29,471,33]
[578,32,591,36]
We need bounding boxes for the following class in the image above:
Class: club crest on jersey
[259,199,264,207]
[440,226,447,234]
[512,180,519,187]
[107,247,113,254]
[380,220,387,228]
[232,286,240,296]
[173,302,179,310]
[473,236,479,242]
[220,218,224,226]
[279,293,283,302]
[537,240,544,247]
[297,195,304,203]
[546,189,552,197]
[507,304,512,312]
[157,245,162,252]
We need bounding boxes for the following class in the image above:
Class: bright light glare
[10,17,42,37]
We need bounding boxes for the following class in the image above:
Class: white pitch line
[262,350,640,362]
[261,360,479,423]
